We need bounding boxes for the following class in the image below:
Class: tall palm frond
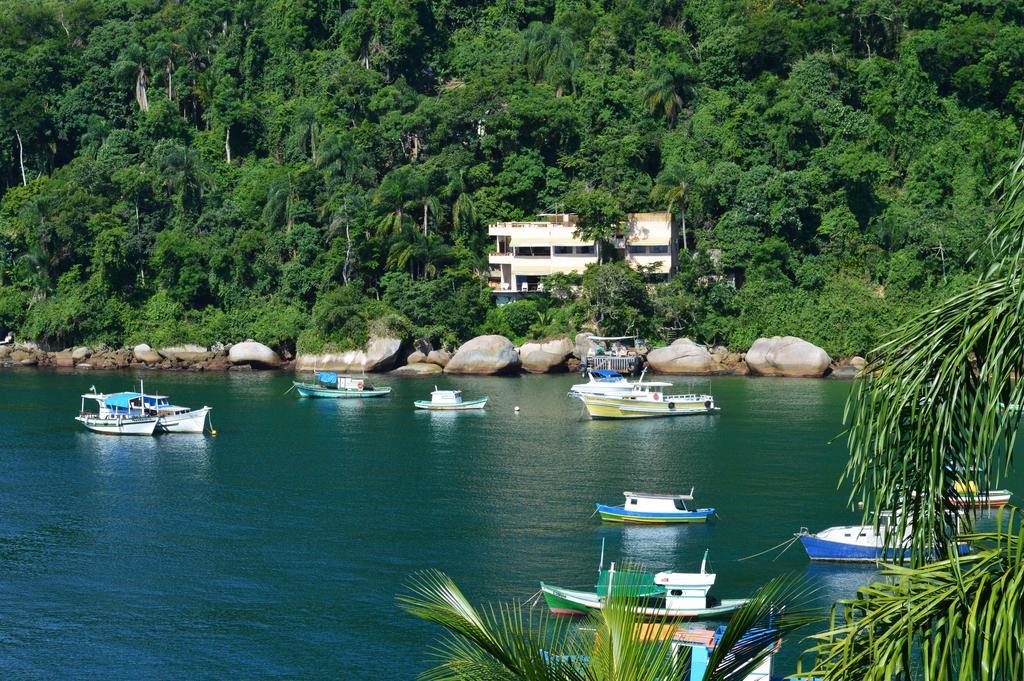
[842,149,1024,561]
[521,22,576,96]
[399,570,818,681]
[804,507,1024,681]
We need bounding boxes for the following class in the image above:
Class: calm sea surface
[1,369,1018,679]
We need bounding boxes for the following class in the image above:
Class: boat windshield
[673,499,690,511]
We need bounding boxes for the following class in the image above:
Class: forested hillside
[1,0,1021,356]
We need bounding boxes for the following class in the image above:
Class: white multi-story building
[488,211,672,302]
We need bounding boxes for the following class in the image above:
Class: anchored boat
[580,382,719,419]
[414,388,488,411]
[76,385,212,435]
[596,490,715,524]
[292,372,391,398]
[77,391,160,435]
[541,550,748,619]
[797,510,970,562]
[951,481,1013,508]
[569,369,642,397]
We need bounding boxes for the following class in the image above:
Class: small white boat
[76,391,160,435]
[596,490,715,524]
[569,369,642,397]
[414,388,488,411]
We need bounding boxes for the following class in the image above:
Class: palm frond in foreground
[803,507,1024,681]
[398,569,818,680]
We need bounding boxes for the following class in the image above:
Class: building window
[514,246,552,257]
[554,245,574,254]
[649,245,669,254]
[628,245,648,254]
[575,245,595,255]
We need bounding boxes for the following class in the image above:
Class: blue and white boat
[596,490,715,524]
[76,385,211,435]
[797,511,969,562]
[569,369,642,397]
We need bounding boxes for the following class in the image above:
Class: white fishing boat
[76,391,160,435]
[76,384,212,435]
[414,388,488,410]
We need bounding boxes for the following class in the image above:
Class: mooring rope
[737,535,800,562]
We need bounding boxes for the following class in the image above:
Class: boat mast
[700,549,709,574]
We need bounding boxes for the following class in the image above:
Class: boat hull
[157,407,211,433]
[540,584,747,619]
[957,490,1012,508]
[799,535,971,562]
[414,397,488,410]
[581,395,718,419]
[596,504,715,524]
[294,382,391,398]
[76,415,159,436]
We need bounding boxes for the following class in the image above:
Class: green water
[1,369,1016,678]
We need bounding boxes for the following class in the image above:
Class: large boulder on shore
[158,344,210,362]
[71,346,93,361]
[426,349,450,367]
[647,338,716,374]
[133,343,163,364]
[389,362,443,376]
[228,341,282,369]
[519,337,574,373]
[575,332,599,360]
[445,335,521,375]
[294,336,402,372]
[745,336,831,377]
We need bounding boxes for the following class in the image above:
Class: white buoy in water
[514,406,520,413]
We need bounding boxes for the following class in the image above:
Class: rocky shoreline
[0,333,866,379]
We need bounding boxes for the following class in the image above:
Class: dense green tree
[0,0,1018,353]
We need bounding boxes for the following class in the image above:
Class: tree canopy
[0,0,1020,353]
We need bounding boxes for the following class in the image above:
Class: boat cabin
[315,372,369,390]
[623,490,696,513]
[653,571,717,611]
[82,391,148,418]
[430,389,464,405]
[672,626,778,681]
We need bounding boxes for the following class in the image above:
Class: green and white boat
[542,550,748,619]
[292,372,391,398]
[414,388,488,410]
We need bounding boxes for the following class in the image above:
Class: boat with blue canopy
[76,384,212,435]
[569,368,644,397]
[292,372,391,398]
[596,490,715,524]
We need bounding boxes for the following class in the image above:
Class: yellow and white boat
[580,382,719,419]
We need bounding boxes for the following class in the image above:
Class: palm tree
[644,61,696,126]
[651,169,692,274]
[113,45,152,112]
[522,22,577,97]
[801,150,1024,676]
[152,141,206,213]
[400,570,817,680]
